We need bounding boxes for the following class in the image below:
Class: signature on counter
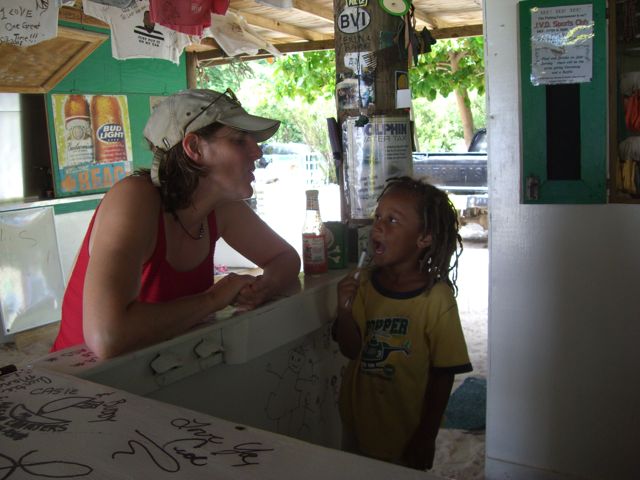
[112,418,274,471]
[0,450,93,479]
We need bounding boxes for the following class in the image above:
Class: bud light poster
[51,94,133,196]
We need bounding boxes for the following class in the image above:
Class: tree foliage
[199,36,485,159]
[197,61,255,92]
[410,36,485,102]
[271,51,336,102]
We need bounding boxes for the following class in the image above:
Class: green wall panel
[519,0,607,204]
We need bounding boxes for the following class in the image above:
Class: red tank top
[52,208,217,352]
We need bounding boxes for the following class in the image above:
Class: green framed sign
[519,0,607,203]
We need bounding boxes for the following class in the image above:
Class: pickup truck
[412,129,488,231]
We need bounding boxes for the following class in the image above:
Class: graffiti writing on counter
[112,420,273,470]
[0,449,93,479]
[0,384,126,440]
[42,347,99,369]
[0,369,275,475]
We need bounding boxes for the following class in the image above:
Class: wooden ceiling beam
[195,39,334,63]
[233,9,332,41]
[413,8,439,29]
[195,21,482,66]
[431,24,483,39]
[58,6,109,29]
[290,0,333,23]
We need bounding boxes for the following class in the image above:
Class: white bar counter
[32,270,346,395]
[14,270,444,478]
[0,365,442,479]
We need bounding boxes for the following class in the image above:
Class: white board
[0,206,64,334]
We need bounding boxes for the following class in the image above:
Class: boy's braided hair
[378,176,463,294]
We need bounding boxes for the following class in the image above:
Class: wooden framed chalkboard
[0,207,64,336]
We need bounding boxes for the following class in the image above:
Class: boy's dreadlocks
[378,176,463,295]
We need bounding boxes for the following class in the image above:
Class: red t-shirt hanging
[149,0,230,36]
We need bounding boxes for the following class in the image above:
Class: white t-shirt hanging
[0,0,59,47]
[203,11,281,58]
[83,0,191,64]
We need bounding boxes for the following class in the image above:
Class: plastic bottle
[63,95,93,166]
[302,189,328,274]
[90,95,127,164]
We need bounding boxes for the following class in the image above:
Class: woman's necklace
[175,215,205,240]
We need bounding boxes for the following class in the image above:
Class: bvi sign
[338,6,371,34]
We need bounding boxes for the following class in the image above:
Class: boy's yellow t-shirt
[339,271,472,462]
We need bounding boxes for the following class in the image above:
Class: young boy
[333,176,473,470]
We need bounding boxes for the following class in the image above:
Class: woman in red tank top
[53,89,300,358]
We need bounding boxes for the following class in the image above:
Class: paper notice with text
[530,4,593,85]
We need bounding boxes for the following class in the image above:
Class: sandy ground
[431,241,488,479]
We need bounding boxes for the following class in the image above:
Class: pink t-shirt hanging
[150,0,228,36]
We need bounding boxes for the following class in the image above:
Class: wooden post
[333,0,411,224]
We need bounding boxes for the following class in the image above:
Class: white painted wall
[485,1,640,479]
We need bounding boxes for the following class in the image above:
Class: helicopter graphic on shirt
[360,335,410,371]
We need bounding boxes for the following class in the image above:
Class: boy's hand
[337,272,360,313]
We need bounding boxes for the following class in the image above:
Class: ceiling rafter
[290,0,333,23]
[231,9,332,41]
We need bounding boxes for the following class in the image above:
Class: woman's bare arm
[82,177,253,358]
[216,200,301,308]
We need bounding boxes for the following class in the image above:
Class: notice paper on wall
[342,116,412,220]
[529,3,594,85]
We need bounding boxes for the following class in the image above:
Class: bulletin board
[519,0,607,204]
[0,207,65,335]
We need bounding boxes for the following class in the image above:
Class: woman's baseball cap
[144,88,280,186]
[144,88,280,151]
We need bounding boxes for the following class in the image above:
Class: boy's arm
[332,274,362,359]
[403,369,455,470]
[332,309,362,359]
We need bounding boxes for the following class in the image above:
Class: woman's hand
[207,273,256,310]
[233,274,272,311]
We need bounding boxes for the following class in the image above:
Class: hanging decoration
[378,0,411,17]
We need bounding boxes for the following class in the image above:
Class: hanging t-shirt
[87,0,136,8]
[202,11,281,57]
[83,0,191,64]
[149,0,229,36]
[624,91,640,133]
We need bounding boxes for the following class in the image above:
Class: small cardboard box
[324,221,347,269]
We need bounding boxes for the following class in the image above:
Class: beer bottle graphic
[91,95,127,164]
[63,95,93,166]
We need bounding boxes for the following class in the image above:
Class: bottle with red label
[302,189,328,275]
[90,95,127,164]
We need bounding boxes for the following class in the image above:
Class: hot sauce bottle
[302,189,328,275]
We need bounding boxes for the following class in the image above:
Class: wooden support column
[333,0,411,223]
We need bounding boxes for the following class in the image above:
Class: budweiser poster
[51,94,133,195]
